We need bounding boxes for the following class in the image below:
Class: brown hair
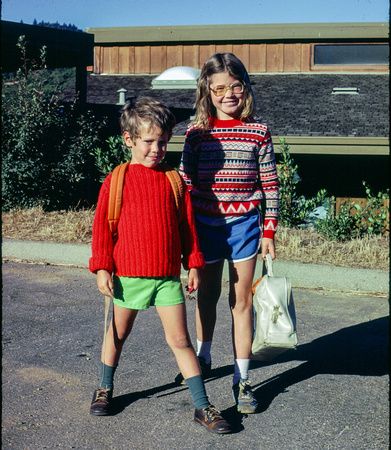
[193,53,256,130]
[120,97,176,141]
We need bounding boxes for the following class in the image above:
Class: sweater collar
[210,117,243,128]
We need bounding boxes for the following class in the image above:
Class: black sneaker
[90,388,112,416]
[175,356,212,385]
[194,405,232,434]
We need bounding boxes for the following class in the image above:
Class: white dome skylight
[152,66,201,89]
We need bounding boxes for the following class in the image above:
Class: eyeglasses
[210,82,244,97]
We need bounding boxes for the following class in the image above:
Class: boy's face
[123,121,169,168]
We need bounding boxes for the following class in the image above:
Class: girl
[179,53,279,414]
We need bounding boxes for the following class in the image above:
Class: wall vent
[152,66,201,90]
[332,87,360,95]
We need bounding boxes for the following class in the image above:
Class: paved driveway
[2,261,389,449]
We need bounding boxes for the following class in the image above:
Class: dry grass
[2,206,94,245]
[275,226,389,271]
[2,206,389,271]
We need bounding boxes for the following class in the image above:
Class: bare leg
[195,260,225,342]
[228,255,257,359]
[101,303,138,367]
[156,303,201,379]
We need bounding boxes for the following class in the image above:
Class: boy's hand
[97,270,114,298]
[261,238,276,260]
[187,268,200,293]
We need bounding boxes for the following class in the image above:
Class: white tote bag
[251,254,297,361]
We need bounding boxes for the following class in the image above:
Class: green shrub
[1,36,105,211]
[90,135,131,183]
[277,138,389,240]
[315,183,389,241]
[277,138,327,228]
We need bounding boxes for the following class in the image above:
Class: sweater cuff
[183,252,206,271]
[262,229,276,240]
[89,255,114,274]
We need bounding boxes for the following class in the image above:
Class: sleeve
[179,128,199,193]
[179,185,205,271]
[88,175,116,274]
[257,127,279,239]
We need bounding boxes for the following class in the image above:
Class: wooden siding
[94,42,309,74]
[94,41,388,74]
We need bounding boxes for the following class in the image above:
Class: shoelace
[204,405,221,420]
[95,389,110,402]
[240,382,254,400]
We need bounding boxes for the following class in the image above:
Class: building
[68,22,389,197]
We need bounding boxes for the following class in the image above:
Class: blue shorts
[113,276,185,310]
[195,209,261,264]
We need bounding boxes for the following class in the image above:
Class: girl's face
[209,72,244,120]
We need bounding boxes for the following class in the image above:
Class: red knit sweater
[89,164,205,277]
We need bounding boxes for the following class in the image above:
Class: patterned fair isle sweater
[89,163,205,277]
[179,118,279,239]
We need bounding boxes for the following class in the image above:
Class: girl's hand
[261,238,276,260]
[97,270,114,298]
[187,268,200,293]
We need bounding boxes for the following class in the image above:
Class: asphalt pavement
[2,261,389,450]
[1,240,390,449]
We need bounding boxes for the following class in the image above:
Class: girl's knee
[229,293,253,313]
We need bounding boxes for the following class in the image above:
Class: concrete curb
[2,239,389,295]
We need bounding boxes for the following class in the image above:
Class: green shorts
[113,276,185,310]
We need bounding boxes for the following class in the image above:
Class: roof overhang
[86,22,389,45]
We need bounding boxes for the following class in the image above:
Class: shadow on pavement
[102,316,388,430]
[250,316,389,412]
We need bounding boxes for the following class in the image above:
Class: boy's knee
[112,328,131,343]
[167,334,192,350]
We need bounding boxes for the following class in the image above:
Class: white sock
[233,359,250,385]
[197,339,212,364]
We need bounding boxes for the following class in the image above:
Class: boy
[89,97,232,434]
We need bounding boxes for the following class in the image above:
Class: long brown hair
[192,53,256,130]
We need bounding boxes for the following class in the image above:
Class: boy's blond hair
[120,97,176,141]
[193,53,256,130]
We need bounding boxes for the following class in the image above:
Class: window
[314,44,389,66]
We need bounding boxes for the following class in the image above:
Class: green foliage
[1,36,105,212]
[315,183,389,241]
[277,138,389,240]
[3,68,76,97]
[90,136,132,183]
[277,138,327,228]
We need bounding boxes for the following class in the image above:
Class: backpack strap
[108,161,130,240]
[159,162,185,224]
[107,161,184,240]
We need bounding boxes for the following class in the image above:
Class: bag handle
[265,253,274,277]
